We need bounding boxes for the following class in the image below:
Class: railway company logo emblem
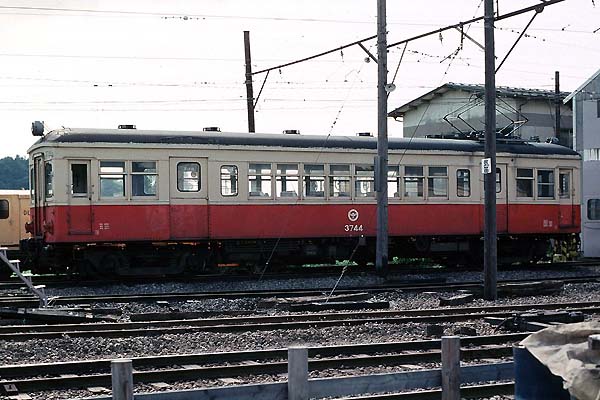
[347,209,359,222]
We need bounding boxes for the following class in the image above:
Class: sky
[0,0,599,157]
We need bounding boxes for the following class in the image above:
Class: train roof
[32,128,580,157]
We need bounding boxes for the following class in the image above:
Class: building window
[597,99,600,118]
[329,164,351,198]
[537,170,555,198]
[559,172,571,199]
[355,164,375,197]
[44,161,53,199]
[100,161,126,198]
[304,164,325,198]
[589,199,600,220]
[516,168,534,198]
[276,164,298,198]
[388,166,400,198]
[404,166,424,198]
[249,163,271,197]
[584,149,600,161]
[428,166,448,198]
[457,169,470,197]
[0,199,8,219]
[177,162,200,192]
[132,162,157,197]
[71,164,88,196]
[221,165,238,196]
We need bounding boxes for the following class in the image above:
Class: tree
[0,156,29,189]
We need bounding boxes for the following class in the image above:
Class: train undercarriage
[17,233,579,278]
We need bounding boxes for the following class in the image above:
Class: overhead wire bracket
[495,5,544,73]
[253,70,270,108]
[358,42,378,64]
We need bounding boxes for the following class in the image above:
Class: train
[19,125,581,277]
[0,190,31,278]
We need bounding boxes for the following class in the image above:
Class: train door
[481,164,508,233]
[496,164,508,233]
[169,157,209,239]
[558,168,576,228]
[67,160,93,234]
[32,156,45,238]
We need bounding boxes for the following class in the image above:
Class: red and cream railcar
[22,126,580,275]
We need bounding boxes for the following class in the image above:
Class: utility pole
[244,31,256,133]
[555,71,561,140]
[375,0,389,276]
[483,0,497,300]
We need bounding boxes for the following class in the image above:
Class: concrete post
[441,336,460,400]
[288,346,308,400]
[111,359,133,400]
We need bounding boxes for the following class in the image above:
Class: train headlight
[31,121,45,136]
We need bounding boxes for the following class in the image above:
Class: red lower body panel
[38,203,580,244]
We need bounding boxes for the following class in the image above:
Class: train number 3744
[344,224,364,232]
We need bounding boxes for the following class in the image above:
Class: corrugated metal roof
[389,82,571,118]
[31,128,580,156]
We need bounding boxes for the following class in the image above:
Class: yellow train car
[0,190,30,277]
[0,190,30,249]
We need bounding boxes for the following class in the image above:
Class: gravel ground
[1,270,598,400]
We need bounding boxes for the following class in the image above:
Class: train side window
[132,162,157,197]
[71,164,88,196]
[404,166,424,198]
[537,170,555,198]
[355,165,375,198]
[496,168,501,193]
[304,164,325,198]
[428,166,448,198]
[221,165,239,196]
[30,167,34,201]
[516,168,533,198]
[559,171,571,199]
[329,164,351,198]
[249,163,271,197]
[44,161,53,199]
[276,164,298,198]
[100,161,126,198]
[0,199,8,219]
[589,199,600,220]
[177,162,200,192]
[457,169,471,197]
[388,166,400,198]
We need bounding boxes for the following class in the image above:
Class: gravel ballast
[1,269,598,400]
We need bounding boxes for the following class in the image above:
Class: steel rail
[0,334,523,393]
[1,274,599,307]
[0,302,598,340]
[0,260,597,289]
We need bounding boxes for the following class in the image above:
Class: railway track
[0,300,596,340]
[0,273,599,308]
[0,259,597,290]
[0,333,524,394]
